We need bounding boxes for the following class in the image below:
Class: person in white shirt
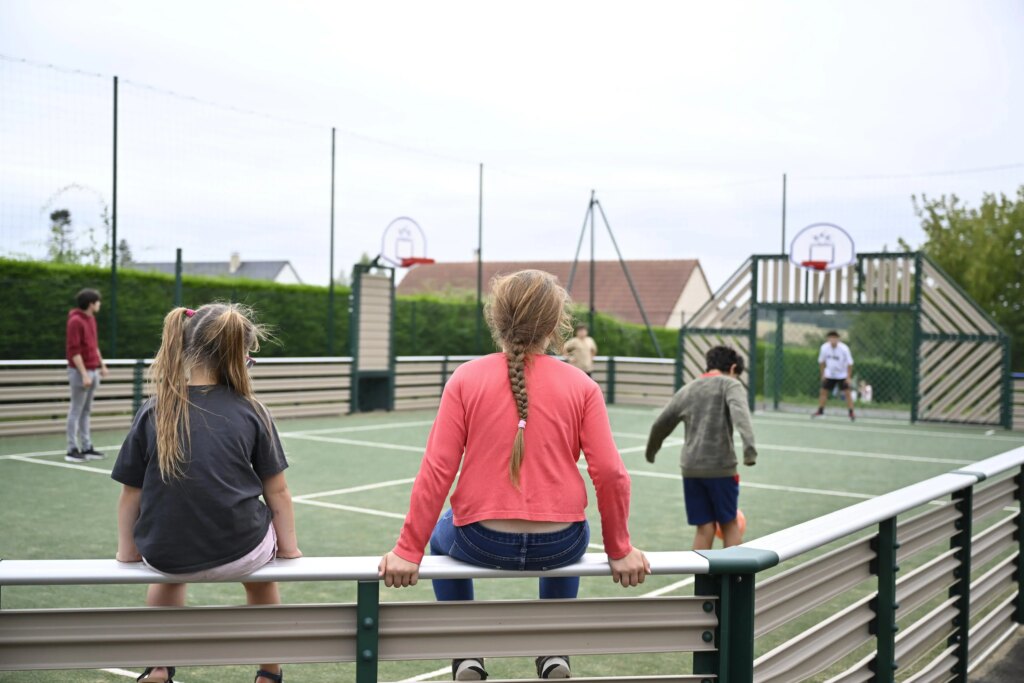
[813,330,855,421]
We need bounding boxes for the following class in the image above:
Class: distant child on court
[813,330,856,421]
[563,323,597,376]
[111,304,300,683]
[65,287,109,462]
[645,345,757,550]
[379,270,649,681]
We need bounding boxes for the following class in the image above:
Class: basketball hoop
[789,223,856,272]
[400,257,435,267]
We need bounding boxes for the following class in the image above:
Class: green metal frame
[747,258,759,412]
[355,581,380,683]
[948,486,973,682]
[870,517,900,681]
[1016,467,1024,624]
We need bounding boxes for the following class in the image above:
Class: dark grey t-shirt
[111,385,288,574]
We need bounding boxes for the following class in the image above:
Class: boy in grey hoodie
[645,346,757,550]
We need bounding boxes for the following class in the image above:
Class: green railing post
[692,571,756,683]
[355,580,380,683]
[1001,336,1012,430]
[692,573,720,682]
[910,252,923,423]
[949,485,974,682]
[870,516,900,682]
[606,356,616,404]
[675,329,684,391]
[772,309,783,411]
[747,257,759,412]
[132,359,145,414]
[1014,466,1024,623]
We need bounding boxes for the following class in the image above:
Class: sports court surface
[2,406,1023,682]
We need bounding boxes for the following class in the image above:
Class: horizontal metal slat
[897,504,960,562]
[894,598,958,669]
[971,515,1017,569]
[968,594,1018,671]
[974,491,1018,525]
[752,595,874,683]
[820,652,874,683]
[378,597,716,660]
[969,554,1017,618]
[895,549,958,618]
[901,644,957,683]
[755,537,874,637]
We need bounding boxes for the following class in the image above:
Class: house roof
[132,261,296,282]
[397,259,702,326]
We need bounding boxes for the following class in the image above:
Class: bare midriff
[477,519,574,533]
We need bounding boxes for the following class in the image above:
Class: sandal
[255,669,283,683]
[137,667,175,683]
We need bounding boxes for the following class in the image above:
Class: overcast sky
[1,1,1022,292]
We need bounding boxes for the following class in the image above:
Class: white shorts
[144,523,277,582]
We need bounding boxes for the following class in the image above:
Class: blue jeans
[429,509,589,601]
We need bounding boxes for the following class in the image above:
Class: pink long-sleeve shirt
[394,353,634,564]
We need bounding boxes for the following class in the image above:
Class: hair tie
[184,309,196,318]
[518,419,526,430]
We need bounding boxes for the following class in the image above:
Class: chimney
[229,252,241,274]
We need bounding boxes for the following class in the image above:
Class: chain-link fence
[757,309,915,418]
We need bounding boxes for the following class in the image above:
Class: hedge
[0,259,680,360]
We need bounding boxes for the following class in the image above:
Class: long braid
[507,341,528,487]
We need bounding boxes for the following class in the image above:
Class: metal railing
[2,448,1022,681]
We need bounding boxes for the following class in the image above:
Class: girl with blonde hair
[112,304,301,683]
[380,270,649,680]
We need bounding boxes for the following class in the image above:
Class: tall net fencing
[757,308,915,419]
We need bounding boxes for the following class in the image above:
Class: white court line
[0,444,122,460]
[624,440,974,466]
[394,666,452,682]
[103,669,184,682]
[294,478,416,501]
[5,455,111,475]
[292,497,407,520]
[756,412,1024,443]
[281,420,433,437]
[621,467,876,500]
[279,432,424,453]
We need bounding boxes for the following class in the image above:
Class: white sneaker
[452,658,487,680]
[536,655,571,678]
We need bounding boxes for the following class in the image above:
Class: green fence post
[949,485,974,682]
[720,572,756,683]
[1001,337,1012,430]
[747,258,759,412]
[355,580,380,683]
[692,573,720,682]
[606,356,616,404]
[870,516,900,681]
[910,252,923,423]
[772,310,783,411]
[1014,466,1024,623]
[675,329,684,391]
[132,359,145,414]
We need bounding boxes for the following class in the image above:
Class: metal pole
[173,248,183,307]
[588,190,596,333]
[781,172,787,254]
[593,200,663,357]
[476,162,483,354]
[566,197,592,292]
[328,127,336,355]
[110,75,119,357]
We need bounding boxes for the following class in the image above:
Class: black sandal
[137,667,175,683]
[255,669,283,683]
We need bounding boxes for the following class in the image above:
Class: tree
[906,187,1024,370]
[117,239,134,267]
[47,209,76,263]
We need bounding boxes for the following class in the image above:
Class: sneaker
[811,409,825,419]
[848,410,855,422]
[452,658,487,681]
[536,655,571,678]
[65,448,86,463]
[80,447,105,461]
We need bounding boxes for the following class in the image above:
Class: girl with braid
[380,270,649,680]
[112,304,300,683]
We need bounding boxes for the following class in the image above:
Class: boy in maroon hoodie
[66,288,109,462]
